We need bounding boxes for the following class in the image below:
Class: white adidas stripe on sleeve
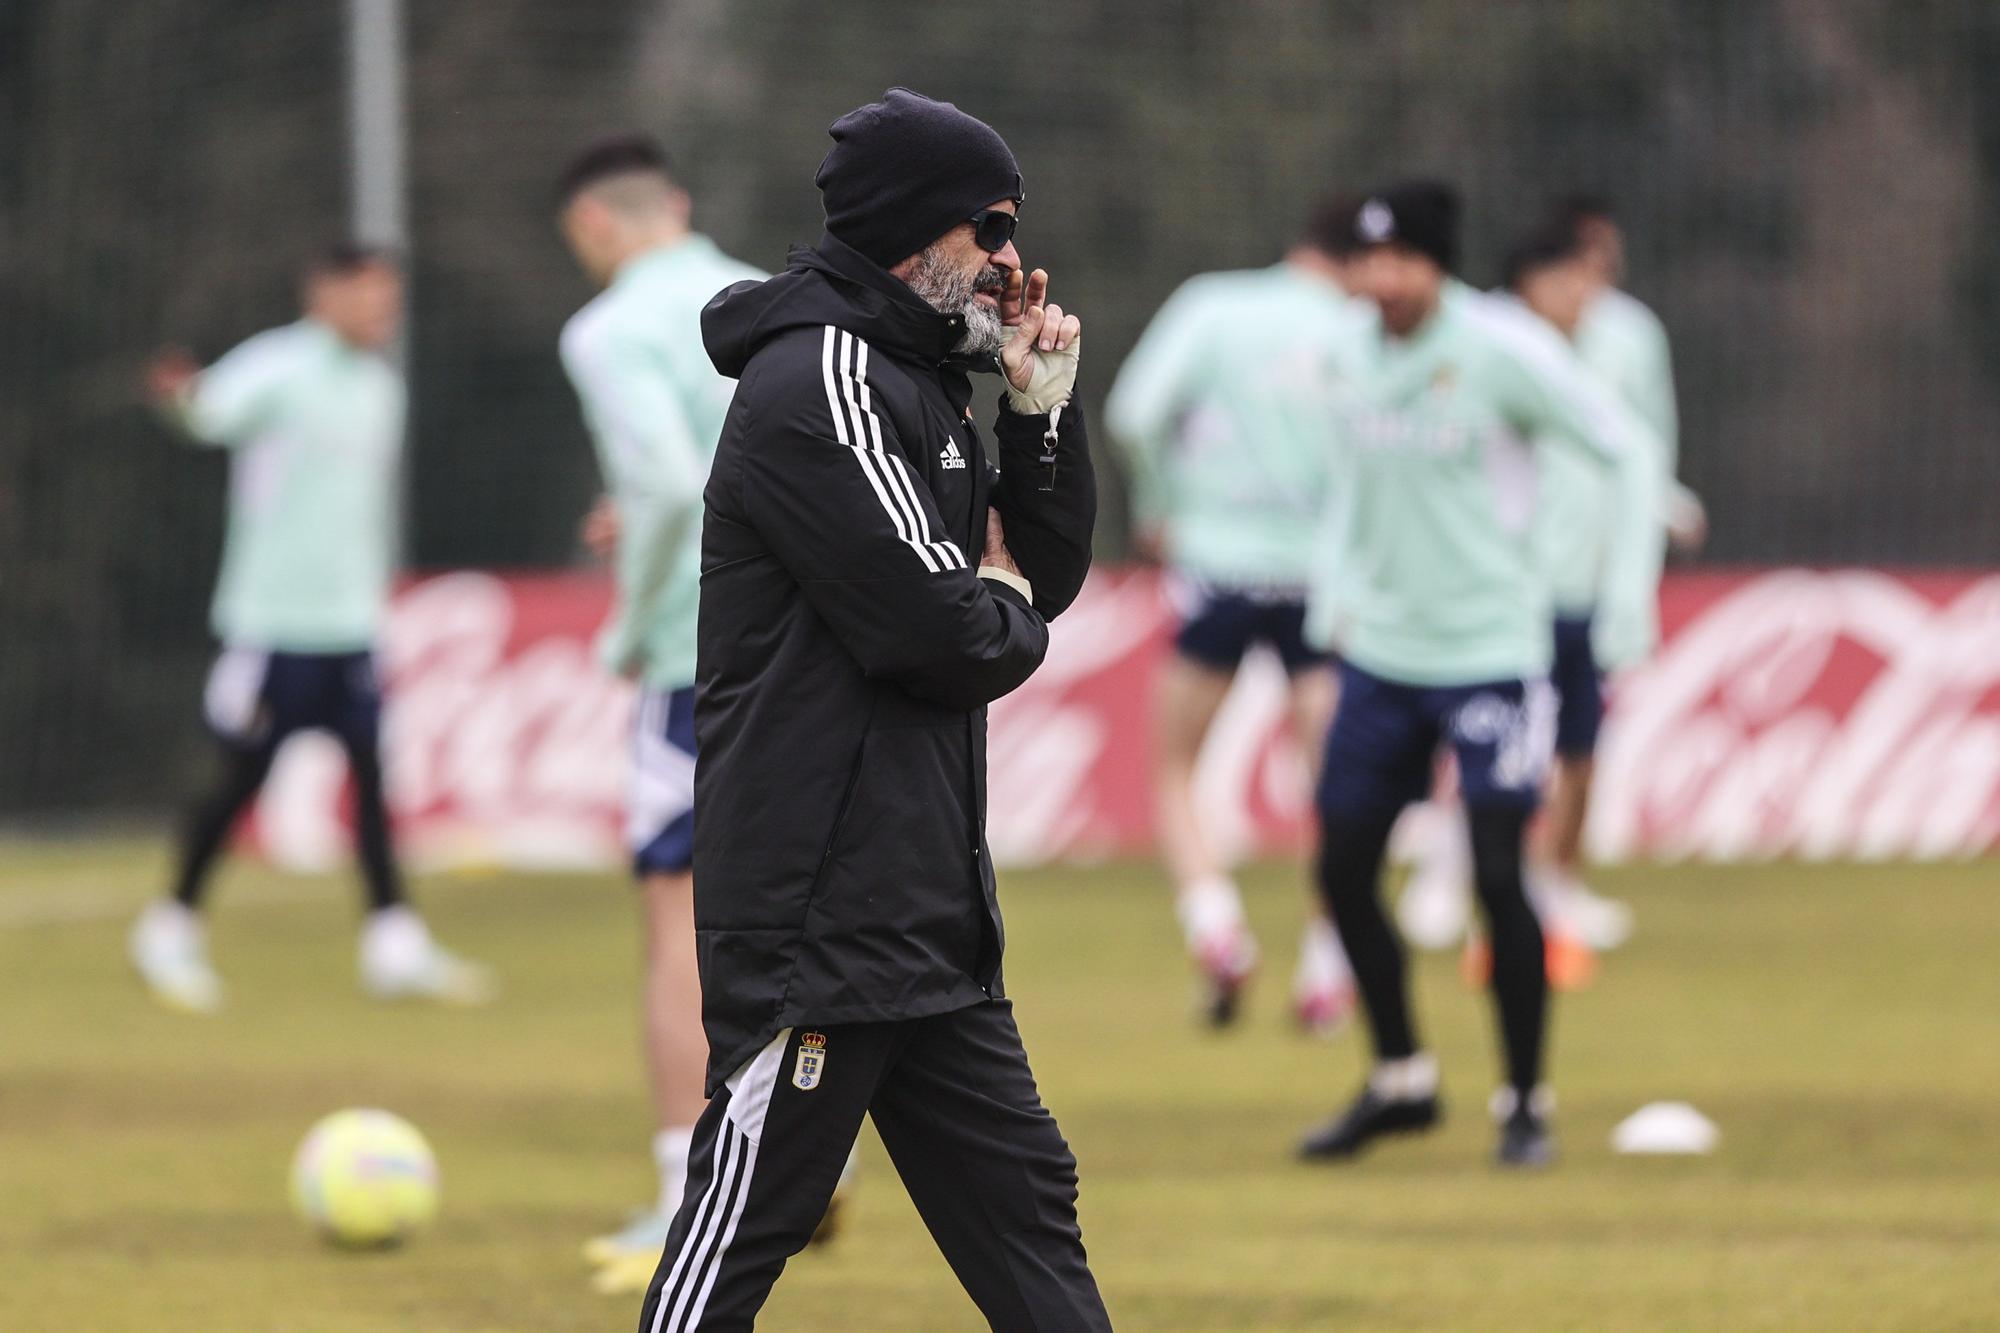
[849,338,965,571]
[817,327,966,574]
[819,328,940,573]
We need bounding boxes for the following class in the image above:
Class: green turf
[2,843,1997,1331]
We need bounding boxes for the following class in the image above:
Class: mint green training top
[560,236,766,691]
[175,319,403,652]
[1306,282,1666,685]
[1105,263,1364,589]
[1535,285,1681,618]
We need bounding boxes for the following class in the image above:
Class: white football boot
[129,900,223,1013]
[1536,870,1634,951]
[359,905,497,1005]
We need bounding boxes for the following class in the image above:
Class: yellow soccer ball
[290,1109,440,1248]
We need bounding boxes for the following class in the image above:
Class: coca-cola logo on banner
[252,568,2000,870]
[1595,570,2000,861]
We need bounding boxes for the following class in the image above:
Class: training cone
[1612,1102,1719,1155]
[1458,930,1598,992]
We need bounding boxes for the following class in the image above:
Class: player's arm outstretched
[1500,326,1667,669]
[559,317,706,677]
[732,349,1050,713]
[143,335,287,448]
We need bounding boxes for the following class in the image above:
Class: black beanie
[816,88,1024,269]
[1352,180,1461,273]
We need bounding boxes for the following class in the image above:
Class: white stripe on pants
[649,1029,787,1332]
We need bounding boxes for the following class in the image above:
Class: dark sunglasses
[967,208,1019,253]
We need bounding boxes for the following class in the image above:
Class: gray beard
[906,244,1007,358]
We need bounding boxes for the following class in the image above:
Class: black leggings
[1316,804,1546,1095]
[171,732,404,913]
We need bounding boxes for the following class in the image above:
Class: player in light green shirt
[553,136,781,1288]
[561,231,761,696]
[173,314,401,649]
[1398,220,1682,963]
[1573,210,1708,566]
[1303,274,1664,685]
[130,245,491,1016]
[1105,199,1365,1037]
[1524,203,1707,952]
[1108,252,1354,590]
[1539,200,1702,624]
[1296,183,1666,1171]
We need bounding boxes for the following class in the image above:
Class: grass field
[2,844,1997,1331]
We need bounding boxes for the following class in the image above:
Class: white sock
[1176,875,1244,951]
[142,899,203,942]
[1293,917,1352,991]
[654,1126,695,1217]
[1368,1052,1440,1102]
[1489,1085,1556,1121]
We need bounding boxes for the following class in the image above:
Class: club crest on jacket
[793,1031,828,1090]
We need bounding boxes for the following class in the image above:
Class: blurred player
[1392,200,1704,956]
[1400,205,1705,956]
[1105,198,1363,1032]
[130,245,493,1013]
[1298,183,1665,1167]
[552,136,786,1294]
[1540,196,1705,937]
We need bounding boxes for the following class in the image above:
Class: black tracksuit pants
[637,999,1110,1333]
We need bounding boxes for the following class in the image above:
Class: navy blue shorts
[202,647,381,753]
[1550,614,1604,758]
[630,686,697,877]
[1316,662,1554,819]
[1171,579,1330,675]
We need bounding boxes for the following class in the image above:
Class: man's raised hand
[1000,268,1081,412]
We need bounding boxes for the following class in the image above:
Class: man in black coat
[638,89,1110,1332]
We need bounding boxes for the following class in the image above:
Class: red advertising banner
[253,568,2000,870]
[1597,570,2000,861]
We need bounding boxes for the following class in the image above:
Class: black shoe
[1495,1106,1556,1168]
[1193,930,1256,1030]
[1202,973,1245,1028]
[1299,1085,1442,1160]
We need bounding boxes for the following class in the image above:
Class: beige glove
[998,268,1081,415]
[1003,326,1080,415]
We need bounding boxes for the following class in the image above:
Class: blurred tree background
[4,0,1998,814]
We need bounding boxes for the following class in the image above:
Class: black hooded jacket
[691,233,1096,1091]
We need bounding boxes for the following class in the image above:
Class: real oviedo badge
[793,1031,828,1091]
